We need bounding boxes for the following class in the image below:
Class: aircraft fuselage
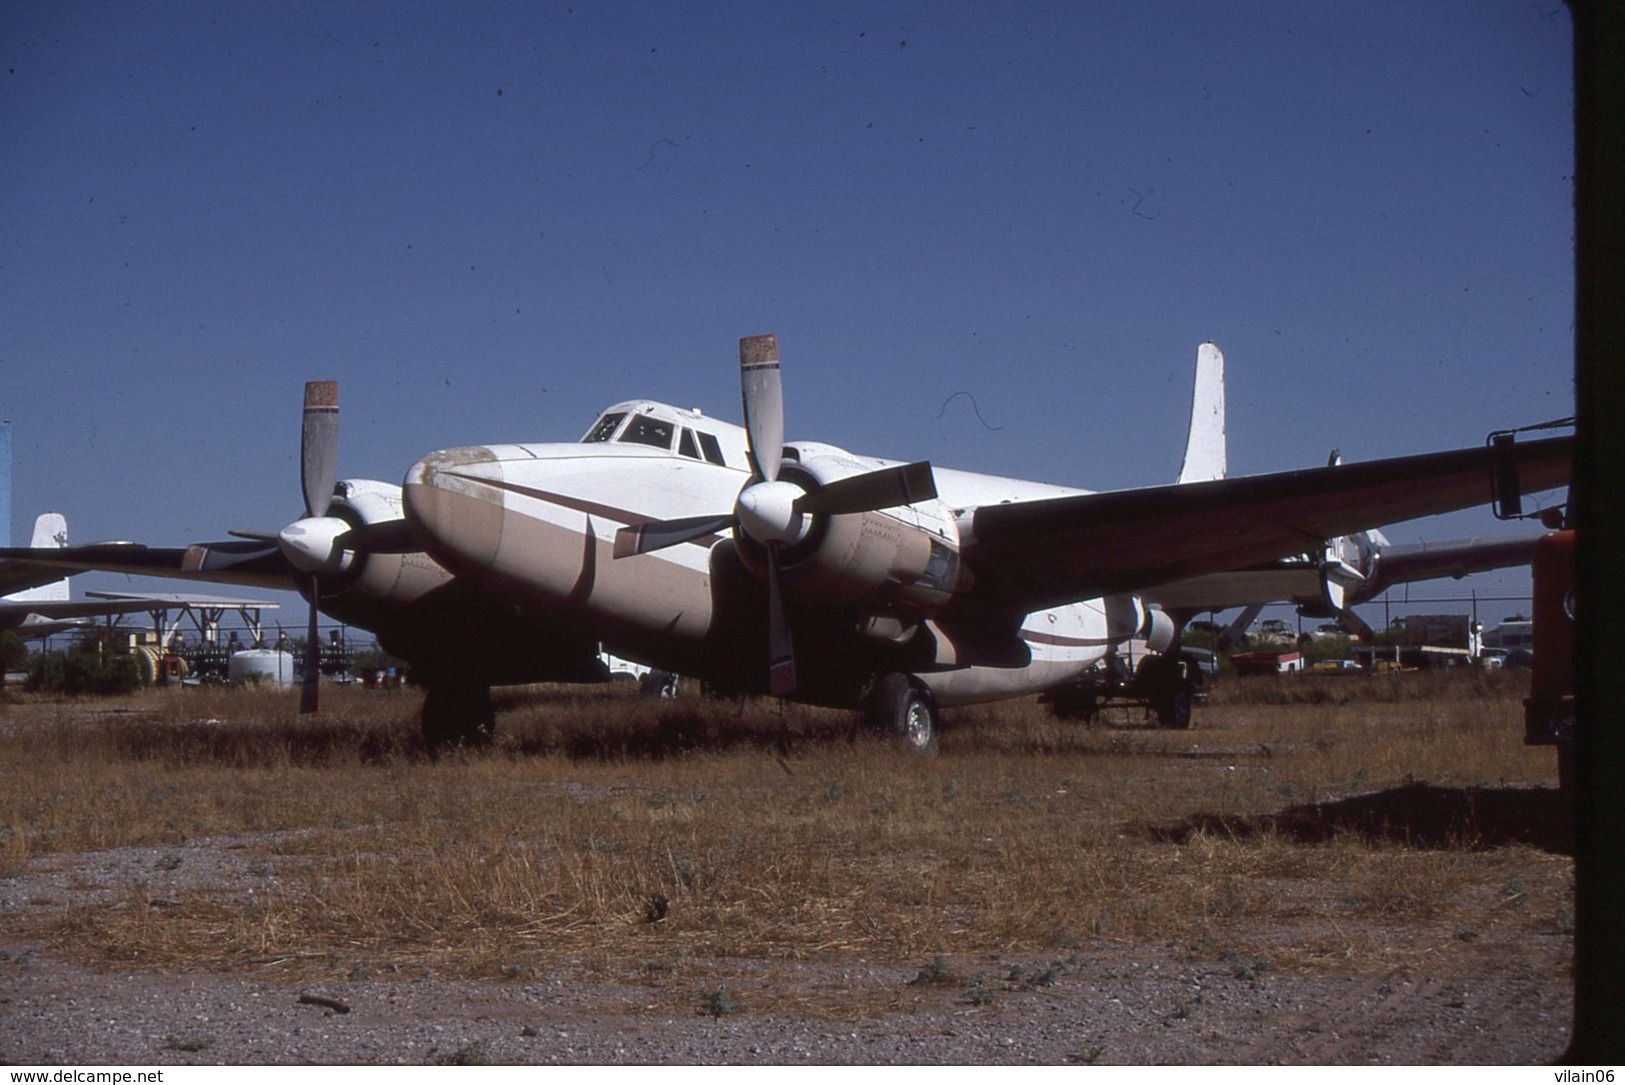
[402,400,1135,709]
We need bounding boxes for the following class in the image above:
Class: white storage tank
[228,649,296,688]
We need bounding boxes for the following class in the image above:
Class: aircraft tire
[866,673,938,756]
[1154,689,1193,729]
[421,683,496,750]
[1138,654,1195,729]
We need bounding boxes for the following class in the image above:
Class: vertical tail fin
[7,514,71,603]
[1177,342,1227,484]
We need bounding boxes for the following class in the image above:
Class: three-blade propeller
[613,335,938,696]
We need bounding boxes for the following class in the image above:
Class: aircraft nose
[403,446,507,570]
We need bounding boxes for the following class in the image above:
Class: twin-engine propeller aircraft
[401,334,1572,750]
[0,337,1568,749]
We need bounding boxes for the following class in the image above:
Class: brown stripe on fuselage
[440,471,727,549]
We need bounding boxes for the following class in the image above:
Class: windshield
[618,415,675,450]
[582,412,626,443]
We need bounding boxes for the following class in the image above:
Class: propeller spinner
[613,335,938,696]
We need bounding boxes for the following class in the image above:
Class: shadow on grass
[92,705,821,767]
[98,716,429,767]
[508,705,827,762]
[1149,782,1573,855]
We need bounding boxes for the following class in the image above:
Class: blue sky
[1,2,1573,634]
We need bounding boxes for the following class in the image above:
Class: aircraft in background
[1083,348,1555,642]
[0,512,87,638]
[0,340,1570,747]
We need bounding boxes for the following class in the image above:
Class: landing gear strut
[865,673,939,755]
[1136,653,1195,729]
[421,683,496,749]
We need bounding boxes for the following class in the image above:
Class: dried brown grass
[0,674,1572,999]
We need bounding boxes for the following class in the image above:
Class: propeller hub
[735,480,810,547]
[278,516,352,574]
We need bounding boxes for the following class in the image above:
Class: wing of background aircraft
[0,513,73,597]
[961,436,1571,614]
[0,559,79,599]
[0,540,296,592]
[1141,532,1547,616]
[1363,534,1547,596]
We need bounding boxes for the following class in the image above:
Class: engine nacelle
[735,450,972,617]
[323,479,454,616]
[1140,604,1177,653]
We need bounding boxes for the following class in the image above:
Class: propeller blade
[299,574,321,714]
[613,514,736,559]
[301,380,340,518]
[765,542,796,696]
[793,460,938,517]
[739,335,784,483]
[335,518,420,555]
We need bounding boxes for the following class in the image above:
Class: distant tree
[0,631,26,673]
[1181,627,1220,652]
[27,632,141,695]
[1299,633,1357,663]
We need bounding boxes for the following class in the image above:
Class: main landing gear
[421,683,496,750]
[865,673,939,755]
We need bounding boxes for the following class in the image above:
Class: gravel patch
[0,830,1573,1064]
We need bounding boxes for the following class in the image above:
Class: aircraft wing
[1363,534,1544,596]
[0,590,280,636]
[0,561,81,598]
[963,435,1571,614]
[83,590,282,608]
[1142,532,1545,614]
[0,598,177,622]
[0,541,295,592]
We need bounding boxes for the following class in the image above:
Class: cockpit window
[696,431,727,467]
[678,428,700,460]
[619,415,675,450]
[583,412,626,443]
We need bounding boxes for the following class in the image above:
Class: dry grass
[0,673,1572,1005]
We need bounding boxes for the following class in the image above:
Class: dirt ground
[0,832,1574,1065]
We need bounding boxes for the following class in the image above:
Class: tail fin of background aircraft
[6,513,70,603]
[1176,342,1226,484]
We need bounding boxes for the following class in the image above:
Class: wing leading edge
[964,435,1572,613]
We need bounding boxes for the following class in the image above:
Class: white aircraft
[1,340,1569,748]
[397,334,1571,749]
